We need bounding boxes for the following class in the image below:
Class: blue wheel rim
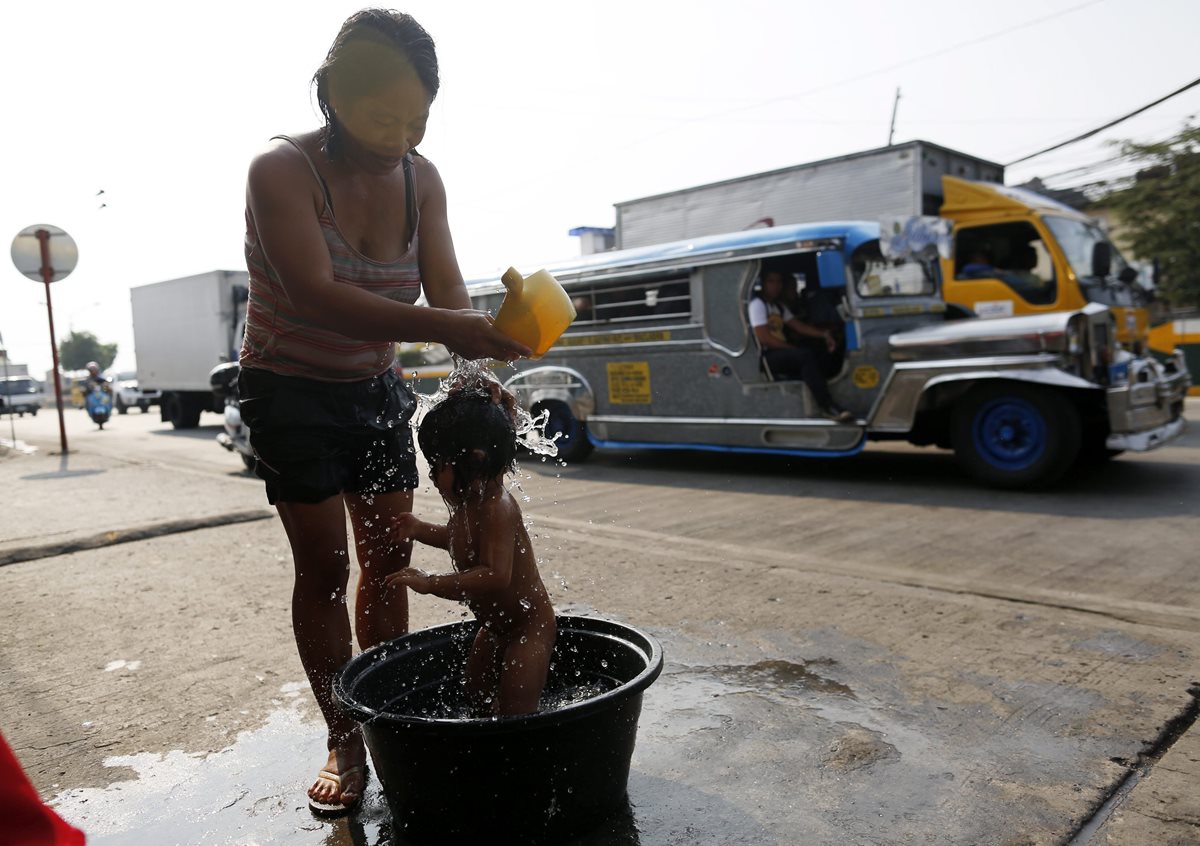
[972,397,1047,471]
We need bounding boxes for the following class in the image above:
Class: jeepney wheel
[951,383,1080,489]
[536,400,593,463]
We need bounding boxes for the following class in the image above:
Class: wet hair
[313,9,440,160]
[418,390,517,498]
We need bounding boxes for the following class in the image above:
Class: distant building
[0,349,30,377]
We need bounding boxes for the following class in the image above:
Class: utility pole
[888,87,901,147]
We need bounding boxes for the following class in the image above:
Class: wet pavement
[38,609,1195,845]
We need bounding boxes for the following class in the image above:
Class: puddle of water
[703,658,855,698]
[50,703,393,846]
[45,652,812,846]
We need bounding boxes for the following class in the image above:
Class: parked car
[112,371,162,414]
[0,375,43,417]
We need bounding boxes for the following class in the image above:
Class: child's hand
[391,512,422,544]
[385,567,433,594]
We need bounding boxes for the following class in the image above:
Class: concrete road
[1,400,1197,845]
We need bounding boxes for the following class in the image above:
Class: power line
[1006,76,1200,166]
[1036,152,1136,182]
[682,0,1108,126]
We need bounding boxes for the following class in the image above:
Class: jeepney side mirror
[1091,242,1112,279]
[1118,266,1138,285]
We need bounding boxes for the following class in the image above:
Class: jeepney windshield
[851,242,937,298]
[1043,216,1132,284]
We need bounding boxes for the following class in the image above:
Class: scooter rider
[85,362,111,393]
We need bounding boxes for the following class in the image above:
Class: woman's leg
[346,488,414,650]
[275,495,365,808]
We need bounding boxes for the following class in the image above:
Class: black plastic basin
[334,615,664,844]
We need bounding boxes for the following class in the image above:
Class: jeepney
[467,219,1188,488]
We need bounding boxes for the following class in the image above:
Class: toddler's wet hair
[418,390,517,495]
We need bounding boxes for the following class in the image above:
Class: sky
[2,0,1198,376]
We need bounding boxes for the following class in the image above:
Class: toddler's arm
[391,512,449,550]
[391,498,518,601]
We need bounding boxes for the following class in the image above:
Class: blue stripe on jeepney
[586,433,867,459]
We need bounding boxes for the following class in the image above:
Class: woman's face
[332,70,432,172]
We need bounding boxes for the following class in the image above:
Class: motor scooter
[85,383,113,429]
[210,362,256,472]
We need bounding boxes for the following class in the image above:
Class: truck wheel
[116,396,128,414]
[163,393,203,429]
[951,383,1080,489]
[535,400,593,463]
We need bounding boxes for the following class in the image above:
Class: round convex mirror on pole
[11,224,79,454]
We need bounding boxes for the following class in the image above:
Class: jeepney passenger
[749,270,853,423]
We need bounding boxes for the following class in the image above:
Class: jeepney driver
[749,270,853,423]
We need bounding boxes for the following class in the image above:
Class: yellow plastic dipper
[493,267,577,358]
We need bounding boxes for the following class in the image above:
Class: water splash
[412,355,560,459]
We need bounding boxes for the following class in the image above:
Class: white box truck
[613,140,1004,249]
[130,270,248,429]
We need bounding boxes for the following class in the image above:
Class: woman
[238,9,530,815]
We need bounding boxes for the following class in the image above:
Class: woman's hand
[439,310,531,362]
[384,567,433,594]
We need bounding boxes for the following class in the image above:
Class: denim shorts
[237,366,420,505]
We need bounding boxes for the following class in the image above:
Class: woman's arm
[412,157,471,311]
[246,144,528,360]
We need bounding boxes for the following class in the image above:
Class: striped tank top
[240,135,422,381]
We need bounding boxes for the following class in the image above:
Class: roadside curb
[0,509,274,567]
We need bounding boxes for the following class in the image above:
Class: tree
[59,331,118,371]
[1102,124,1200,308]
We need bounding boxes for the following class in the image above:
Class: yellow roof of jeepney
[939,175,1091,222]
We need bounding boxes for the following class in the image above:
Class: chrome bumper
[1107,416,1186,452]
[1105,351,1190,451]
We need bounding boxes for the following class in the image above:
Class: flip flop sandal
[307,764,367,816]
